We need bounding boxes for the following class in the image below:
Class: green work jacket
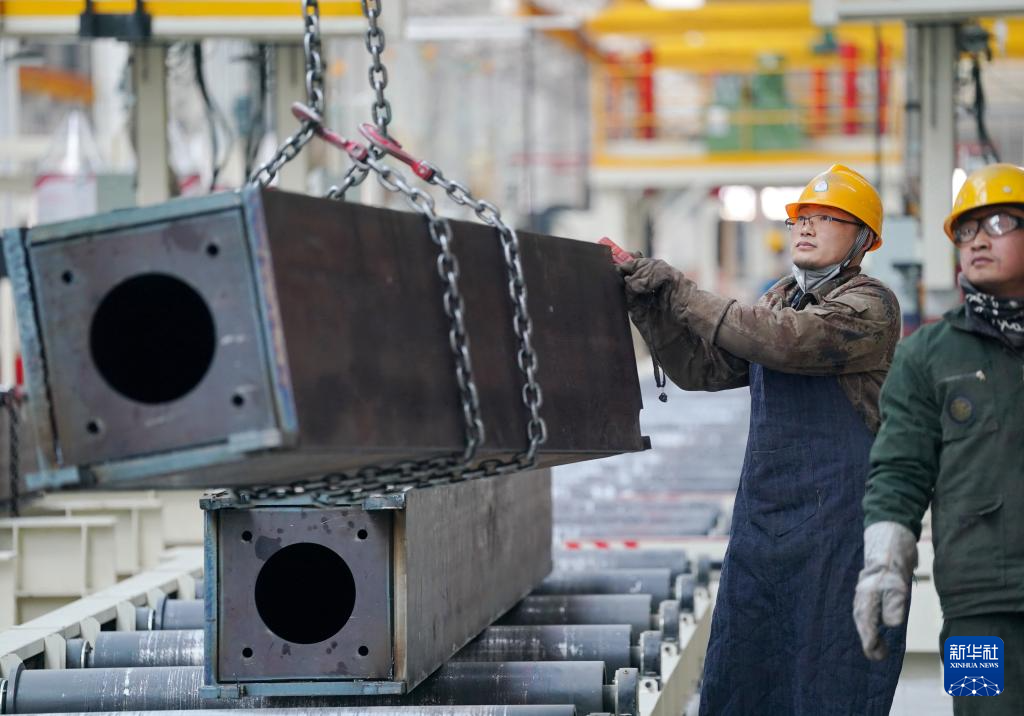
[864,305,1024,619]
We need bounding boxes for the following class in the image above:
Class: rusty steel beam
[4,188,645,493]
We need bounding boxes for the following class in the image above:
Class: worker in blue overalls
[618,165,906,714]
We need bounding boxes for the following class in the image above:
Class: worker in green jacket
[855,163,1024,715]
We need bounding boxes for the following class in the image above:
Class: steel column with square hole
[3,187,645,493]
[201,469,552,698]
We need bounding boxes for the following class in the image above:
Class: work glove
[617,257,683,300]
[617,258,687,327]
[853,521,918,661]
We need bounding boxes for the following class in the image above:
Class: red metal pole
[840,42,859,135]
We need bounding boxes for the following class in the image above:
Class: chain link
[240,146,491,506]
[361,0,392,138]
[237,0,545,507]
[248,0,325,186]
[423,167,548,465]
[325,163,370,200]
[303,0,326,115]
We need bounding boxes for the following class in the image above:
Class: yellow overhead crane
[0,0,366,38]
[586,0,814,35]
[582,1,1024,72]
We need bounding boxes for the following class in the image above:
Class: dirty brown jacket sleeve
[673,275,896,376]
[627,281,750,392]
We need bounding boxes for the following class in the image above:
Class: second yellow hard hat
[944,163,1024,242]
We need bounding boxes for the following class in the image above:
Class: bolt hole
[242,647,253,659]
[231,393,245,408]
[357,529,368,540]
[358,645,369,657]
[86,419,102,435]
[206,243,220,257]
[61,271,74,284]
[241,530,253,543]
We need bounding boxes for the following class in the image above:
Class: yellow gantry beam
[586,1,814,35]
[652,24,906,72]
[0,1,363,18]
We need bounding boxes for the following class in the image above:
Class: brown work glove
[616,258,690,338]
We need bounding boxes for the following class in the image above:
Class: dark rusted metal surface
[203,469,552,698]
[6,187,645,491]
[213,506,393,682]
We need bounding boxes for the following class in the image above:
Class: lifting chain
[249,0,393,194]
[233,2,546,506]
[237,106,546,507]
[247,0,325,186]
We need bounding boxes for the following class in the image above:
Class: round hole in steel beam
[356,529,368,541]
[90,273,216,404]
[242,647,253,659]
[358,645,369,657]
[241,531,253,543]
[254,542,356,644]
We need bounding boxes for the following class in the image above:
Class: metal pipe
[65,639,89,669]
[534,569,671,604]
[12,710,576,716]
[320,662,607,713]
[674,574,696,611]
[453,625,632,674]
[636,631,662,677]
[153,597,204,631]
[65,626,633,674]
[656,600,680,642]
[497,595,653,643]
[2,663,612,714]
[135,606,155,631]
[553,548,690,579]
[67,630,205,669]
[3,665,208,713]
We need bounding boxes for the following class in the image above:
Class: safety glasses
[953,212,1024,246]
[784,214,863,231]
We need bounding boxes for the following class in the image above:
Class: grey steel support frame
[4,187,645,493]
[202,469,553,698]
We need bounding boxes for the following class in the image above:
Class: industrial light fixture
[760,187,804,222]
[720,185,757,223]
[646,0,706,9]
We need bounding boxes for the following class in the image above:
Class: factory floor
[893,654,952,715]
[556,374,954,714]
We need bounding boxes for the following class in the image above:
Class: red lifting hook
[357,123,436,181]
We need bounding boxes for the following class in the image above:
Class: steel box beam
[4,188,645,492]
[204,469,552,697]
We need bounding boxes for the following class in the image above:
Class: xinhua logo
[944,637,1004,697]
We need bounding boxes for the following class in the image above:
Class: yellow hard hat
[944,163,1024,242]
[786,164,883,251]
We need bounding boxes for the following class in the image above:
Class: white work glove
[853,520,918,661]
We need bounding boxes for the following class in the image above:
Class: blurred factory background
[0,1,1019,714]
